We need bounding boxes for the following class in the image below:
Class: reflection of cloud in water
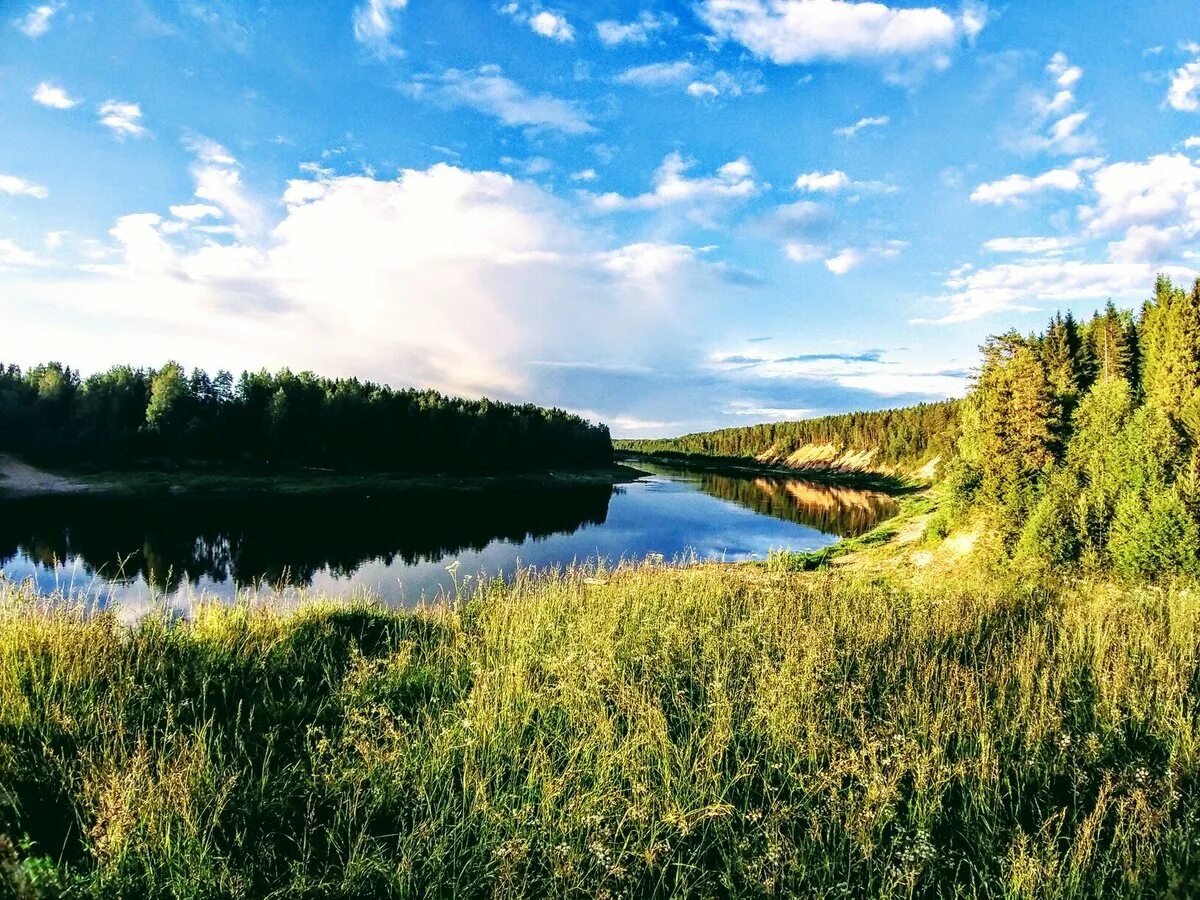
[1,466,896,608]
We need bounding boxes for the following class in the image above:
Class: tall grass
[0,564,1198,897]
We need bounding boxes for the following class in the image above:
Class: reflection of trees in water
[692,472,897,537]
[0,487,613,593]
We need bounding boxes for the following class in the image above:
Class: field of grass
[2,561,1199,898]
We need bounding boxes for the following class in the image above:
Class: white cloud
[615,60,698,87]
[1016,53,1098,156]
[97,100,147,138]
[927,259,1172,323]
[1185,136,1200,149]
[13,164,738,405]
[15,3,57,37]
[405,66,593,135]
[982,236,1073,255]
[697,0,987,80]
[169,203,223,222]
[592,152,760,215]
[570,168,598,182]
[32,81,79,109]
[617,60,761,99]
[784,242,825,262]
[713,349,967,398]
[184,137,264,236]
[529,10,573,42]
[1168,52,1200,112]
[0,174,49,199]
[0,239,47,269]
[834,115,889,138]
[353,0,407,55]
[686,70,763,99]
[500,4,574,42]
[969,167,1082,205]
[1079,153,1200,263]
[794,169,895,194]
[596,12,676,46]
[824,240,905,274]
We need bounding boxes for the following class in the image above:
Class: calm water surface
[0,462,896,612]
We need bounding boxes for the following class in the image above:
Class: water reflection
[0,463,898,605]
[631,461,897,538]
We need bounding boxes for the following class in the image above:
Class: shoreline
[0,454,648,499]
[615,449,920,494]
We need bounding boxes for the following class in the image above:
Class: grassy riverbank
[614,450,920,493]
[1,560,1198,898]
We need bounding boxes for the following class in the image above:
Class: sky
[2,0,1199,437]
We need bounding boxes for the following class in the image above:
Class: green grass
[1,563,1199,897]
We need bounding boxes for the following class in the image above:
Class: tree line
[0,363,612,473]
[617,401,959,471]
[944,275,1200,579]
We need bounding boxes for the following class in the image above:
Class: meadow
[0,558,1196,898]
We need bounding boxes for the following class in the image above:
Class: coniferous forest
[0,364,611,473]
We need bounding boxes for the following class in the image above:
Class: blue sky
[2,0,1199,436]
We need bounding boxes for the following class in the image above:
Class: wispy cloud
[97,100,147,138]
[596,12,676,46]
[834,115,889,138]
[0,174,49,199]
[15,3,59,38]
[404,65,594,135]
[353,0,407,57]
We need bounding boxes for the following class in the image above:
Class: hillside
[617,401,960,478]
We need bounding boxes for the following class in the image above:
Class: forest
[0,363,612,473]
[617,400,959,470]
[942,276,1200,580]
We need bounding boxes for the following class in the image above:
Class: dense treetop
[617,401,960,471]
[0,364,611,473]
[941,275,1200,580]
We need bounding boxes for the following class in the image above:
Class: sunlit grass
[0,563,1197,897]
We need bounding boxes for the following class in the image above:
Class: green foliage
[618,400,959,472]
[1109,488,1200,580]
[0,362,611,473]
[960,276,1200,581]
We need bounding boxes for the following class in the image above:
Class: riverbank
[0,558,1193,897]
[615,449,921,493]
[0,454,646,498]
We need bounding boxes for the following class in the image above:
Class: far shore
[0,454,648,499]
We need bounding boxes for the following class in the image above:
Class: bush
[1109,487,1200,580]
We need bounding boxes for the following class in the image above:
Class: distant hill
[616,400,960,478]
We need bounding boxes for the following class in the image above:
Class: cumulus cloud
[834,115,888,138]
[97,100,147,138]
[591,152,761,218]
[500,4,574,42]
[0,174,49,199]
[15,3,57,37]
[596,12,676,46]
[697,0,987,81]
[12,164,746,412]
[969,167,1082,205]
[0,238,47,270]
[404,66,593,134]
[32,81,79,109]
[1078,153,1200,263]
[1167,45,1200,112]
[353,0,407,56]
